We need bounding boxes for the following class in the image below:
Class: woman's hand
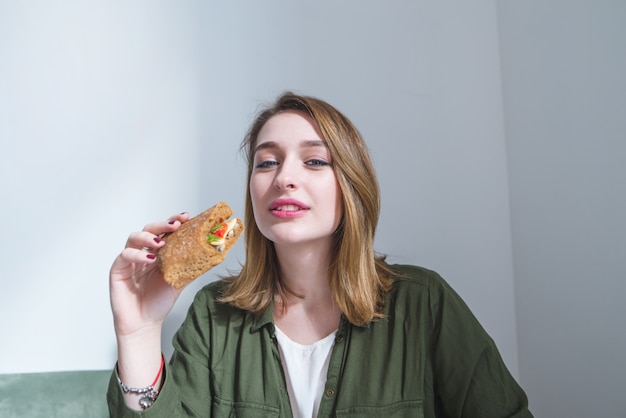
[110,212,190,409]
[109,212,190,338]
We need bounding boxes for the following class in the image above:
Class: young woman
[108,92,532,417]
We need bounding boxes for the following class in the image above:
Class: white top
[274,326,336,418]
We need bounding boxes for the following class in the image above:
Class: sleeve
[428,274,533,418]
[106,288,214,417]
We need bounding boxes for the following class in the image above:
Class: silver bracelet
[117,355,164,410]
[117,379,159,410]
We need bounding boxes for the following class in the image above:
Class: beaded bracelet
[118,355,165,410]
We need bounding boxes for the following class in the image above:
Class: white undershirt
[274,326,336,418]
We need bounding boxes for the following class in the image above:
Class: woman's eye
[255,160,279,169]
[306,159,330,168]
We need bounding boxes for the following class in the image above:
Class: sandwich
[158,201,244,289]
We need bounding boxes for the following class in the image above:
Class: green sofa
[0,370,111,418]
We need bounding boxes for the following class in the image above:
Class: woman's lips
[270,199,309,218]
[273,204,303,211]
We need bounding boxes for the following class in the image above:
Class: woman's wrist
[117,354,165,410]
[116,326,164,410]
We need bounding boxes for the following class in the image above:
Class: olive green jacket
[107,264,532,417]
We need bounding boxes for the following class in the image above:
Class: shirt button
[325,387,336,398]
[336,335,344,343]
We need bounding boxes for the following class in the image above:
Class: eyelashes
[254,158,331,170]
[255,160,279,169]
[305,159,331,167]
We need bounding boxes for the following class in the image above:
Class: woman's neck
[274,240,333,297]
[273,241,340,344]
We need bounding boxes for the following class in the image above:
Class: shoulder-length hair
[219,92,394,326]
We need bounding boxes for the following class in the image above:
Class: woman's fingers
[125,212,190,250]
[139,212,190,237]
[118,245,160,264]
[125,231,165,253]
[113,211,191,282]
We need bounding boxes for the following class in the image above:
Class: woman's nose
[274,161,299,191]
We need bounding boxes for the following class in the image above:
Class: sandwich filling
[207,218,238,252]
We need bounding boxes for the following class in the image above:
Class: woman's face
[250,110,343,249]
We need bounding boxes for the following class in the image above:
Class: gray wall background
[498,1,626,417]
[1,1,623,416]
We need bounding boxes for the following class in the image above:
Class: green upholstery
[0,370,110,418]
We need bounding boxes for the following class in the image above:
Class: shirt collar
[250,300,275,332]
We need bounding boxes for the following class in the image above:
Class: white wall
[1,0,520,385]
[498,1,626,416]
[0,1,203,373]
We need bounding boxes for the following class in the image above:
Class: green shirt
[107,264,532,417]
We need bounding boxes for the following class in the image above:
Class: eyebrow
[253,140,327,154]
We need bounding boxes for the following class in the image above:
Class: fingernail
[146,254,156,260]
[168,220,176,225]
[154,237,163,244]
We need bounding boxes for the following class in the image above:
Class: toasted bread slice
[158,202,244,289]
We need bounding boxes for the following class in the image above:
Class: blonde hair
[219,92,394,326]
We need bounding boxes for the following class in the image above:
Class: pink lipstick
[270,198,309,218]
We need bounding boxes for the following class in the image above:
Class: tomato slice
[211,222,228,238]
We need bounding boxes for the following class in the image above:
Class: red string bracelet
[151,354,165,387]
[118,354,165,410]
